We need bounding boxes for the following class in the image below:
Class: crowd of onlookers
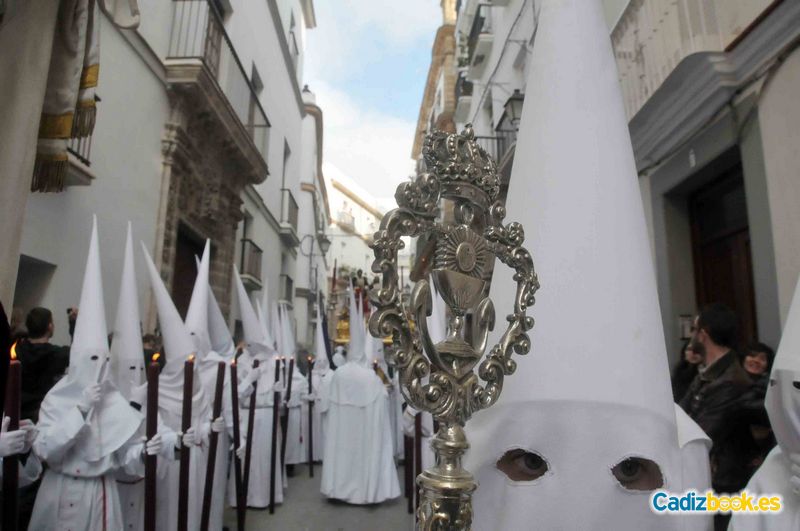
[672,303,776,530]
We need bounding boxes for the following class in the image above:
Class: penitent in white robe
[321,363,400,504]
[728,446,800,531]
[197,351,234,529]
[228,356,285,508]
[284,367,309,465]
[30,400,144,530]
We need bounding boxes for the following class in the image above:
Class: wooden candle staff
[177,354,195,531]
[200,361,225,531]
[2,342,20,531]
[242,359,259,505]
[307,356,314,478]
[230,360,246,531]
[144,353,160,531]
[280,357,294,469]
[269,357,280,514]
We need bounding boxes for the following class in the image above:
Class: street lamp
[498,89,524,132]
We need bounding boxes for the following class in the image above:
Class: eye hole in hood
[611,457,663,491]
[497,449,549,482]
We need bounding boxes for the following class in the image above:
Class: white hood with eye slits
[463,1,710,529]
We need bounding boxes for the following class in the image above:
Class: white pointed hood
[70,215,110,386]
[258,280,277,350]
[279,303,296,361]
[43,217,141,461]
[347,284,366,366]
[110,223,145,399]
[141,244,204,416]
[208,282,235,361]
[464,1,697,529]
[185,240,212,358]
[233,266,272,358]
[765,275,800,454]
[272,301,283,357]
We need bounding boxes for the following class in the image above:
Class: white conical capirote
[185,240,212,358]
[347,284,366,364]
[486,0,673,423]
[427,286,448,344]
[70,215,109,386]
[141,243,195,376]
[279,303,296,360]
[110,223,144,398]
[208,282,234,360]
[233,266,269,354]
[271,301,283,356]
[770,275,800,373]
[258,280,276,348]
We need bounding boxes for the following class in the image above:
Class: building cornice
[629,0,800,173]
[266,0,306,117]
[411,24,456,159]
[331,179,383,220]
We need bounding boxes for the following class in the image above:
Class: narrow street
[224,465,413,531]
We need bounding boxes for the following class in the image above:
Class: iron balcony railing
[475,131,515,163]
[67,95,101,166]
[280,273,294,302]
[337,210,355,231]
[280,188,299,233]
[240,238,263,280]
[455,72,473,100]
[167,0,270,162]
[467,3,492,64]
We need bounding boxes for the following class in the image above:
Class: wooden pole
[307,357,314,477]
[414,412,422,511]
[229,360,246,531]
[200,361,225,530]
[269,357,280,514]
[281,358,294,471]
[404,434,413,514]
[144,353,160,531]
[177,355,195,531]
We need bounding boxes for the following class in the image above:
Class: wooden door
[690,167,757,345]
[172,226,205,319]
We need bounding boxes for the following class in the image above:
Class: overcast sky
[304,0,441,203]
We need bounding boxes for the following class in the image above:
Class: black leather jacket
[678,351,754,493]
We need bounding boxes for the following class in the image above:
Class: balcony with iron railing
[466,3,493,79]
[239,238,263,290]
[336,210,355,232]
[279,273,295,304]
[610,0,773,120]
[166,0,270,183]
[454,72,473,123]
[475,131,515,164]
[279,188,300,247]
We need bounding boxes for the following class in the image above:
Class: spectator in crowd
[739,342,777,472]
[15,307,70,423]
[10,306,27,341]
[679,303,753,531]
[671,339,703,401]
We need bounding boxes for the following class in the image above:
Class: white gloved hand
[145,433,163,456]
[789,453,800,497]
[130,381,147,406]
[272,381,285,395]
[210,416,225,433]
[78,384,102,413]
[182,427,201,447]
[235,439,247,460]
[241,368,259,387]
[19,419,37,453]
[0,417,27,457]
[304,392,317,402]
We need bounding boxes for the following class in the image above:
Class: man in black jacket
[679,303,753,531]
[15,307,70,422]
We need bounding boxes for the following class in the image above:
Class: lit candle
[2,342,21,530]
[177,354,194,531]
[144,353,160,531]
[230,360,246,531]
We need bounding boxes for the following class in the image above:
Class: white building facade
[10,0,329,346]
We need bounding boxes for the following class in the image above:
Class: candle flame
[188,354,195,362]
[152,352,161,363]
[231,359,237,367]
[307,356,312,362]
[10,341,17,360]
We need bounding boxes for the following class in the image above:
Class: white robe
[728,446,800,531]
[320,362,400,504]
[197,352,233,529]
[30,405,144,530]
[402,406,435,473]
[284,367,308,465]
[228,358,285,508]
